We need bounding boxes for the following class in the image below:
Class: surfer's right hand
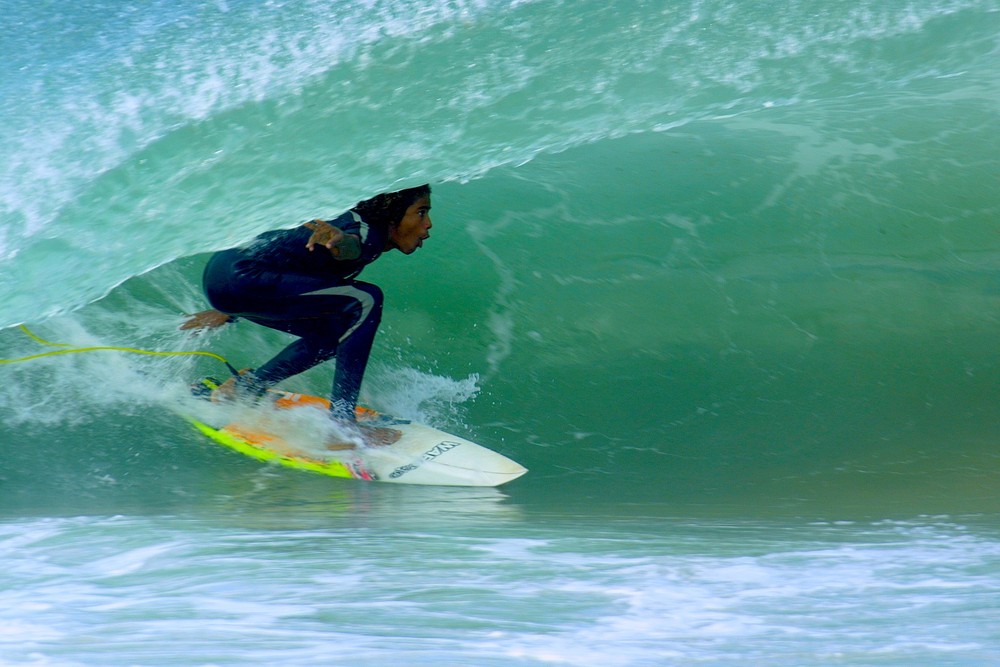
[304,219,345,254]
[180,309,234,331]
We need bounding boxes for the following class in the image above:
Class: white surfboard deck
[188,391,527,487]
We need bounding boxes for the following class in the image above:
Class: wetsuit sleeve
[235,211,383,281]
[329,211,384,264]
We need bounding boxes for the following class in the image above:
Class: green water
[2,0,1000,664]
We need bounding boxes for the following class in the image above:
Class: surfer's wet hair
[352,184,431,229]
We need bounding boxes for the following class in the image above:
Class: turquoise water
[2,1,1000,664]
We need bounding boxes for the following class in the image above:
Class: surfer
[181,184,433,448]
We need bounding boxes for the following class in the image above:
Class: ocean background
[2,0,1000,664]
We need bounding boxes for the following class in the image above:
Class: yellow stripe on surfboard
[186,417,356,479]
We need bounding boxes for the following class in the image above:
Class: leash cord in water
[3,324,240,377]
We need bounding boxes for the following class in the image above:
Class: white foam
[366,365,480,426]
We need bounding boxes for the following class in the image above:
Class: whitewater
[2,1,999,664]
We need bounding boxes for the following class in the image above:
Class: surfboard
[187,390,527,487]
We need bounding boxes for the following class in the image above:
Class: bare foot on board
[325,425,402,451]
[361,425,402,447]
[210,368,257,403]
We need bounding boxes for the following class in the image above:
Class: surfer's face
[388,196,432,254]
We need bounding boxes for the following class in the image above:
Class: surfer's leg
[239,281,384,414]
[250,336,337,388]
[325,282,383,421]
[203,261,386,419]
[247,280,397,447]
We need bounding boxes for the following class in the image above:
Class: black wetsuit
[202,210,386,420]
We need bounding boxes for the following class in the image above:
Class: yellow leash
[3,324,239,376]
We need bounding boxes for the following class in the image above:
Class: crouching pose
[182,184,433,447]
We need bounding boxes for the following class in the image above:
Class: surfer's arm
[180,309,235,330]
[303,219,361,260]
